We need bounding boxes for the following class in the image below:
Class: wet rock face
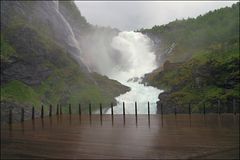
[157,92,174,114]
[157,92,189,114]
[1,27,52,85]
[2,60,52,85]
[2,1,90,73]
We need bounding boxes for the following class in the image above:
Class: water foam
[105,31,163,114]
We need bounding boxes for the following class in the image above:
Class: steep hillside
[0,1,129,122]
[141,3,239,112]
[141,3,239,65]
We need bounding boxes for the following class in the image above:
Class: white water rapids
[105,31,163,114]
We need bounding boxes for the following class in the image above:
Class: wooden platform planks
[1,114,239,159]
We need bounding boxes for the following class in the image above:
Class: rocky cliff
[1,1,129,123]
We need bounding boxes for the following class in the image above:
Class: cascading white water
[104,31,163,114]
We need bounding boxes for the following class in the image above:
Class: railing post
[79,104,81,115]
[233,99,236,115]
[111,103,114,125]
[88,103,92,125]
[56,104,59,115]
[49,104,52,117]
[60,104,62,115]
[89,103,92,116]
[111,103,113,116]
[32,106,35,119]
[123,102,125,116]
[123,102,125,124]
[148,102,150,116]
[148,102,150,127]
[135,102,138,126]
[135,102,138,117]
[174,106,177,116]
[9,109,12,124]
[21,108,24,122]
[69,104,72,115]
[160,103,163,115]
[100,103,102,125]
[188,103,191,115]
[100,103,102,117]
[217,100,221,114]
[203,102,206,115]
[41,105,44,118]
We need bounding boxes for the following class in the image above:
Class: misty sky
[75,1,237,31]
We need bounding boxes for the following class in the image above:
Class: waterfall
[107,31,157,81]
[104,31,163,114]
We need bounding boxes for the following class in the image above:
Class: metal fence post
[160,103,163,115]
[123,102,125,124]
[135,102,138,126]
[135,102,138,117]
[100,103,102,117]
[79,104,81,115]
[89,103,92,125]
[111,103,114,125]
[69,104,72,115]
[188,103,191,115]
[148,102,150,127]
[111,103,113,116]
[233,99,236,115]
[218,100,222,114]
[56,104,59,115]
[217,100,220,114]
[60,104,62,115]
[123,102,125,116]
[174,106,177,116]
[49,104,52,117]
[41,105,44,118]
[100,103,102,125]
[32,106,35,119]
[148,102,150,116]
[203,102,206,115]
[89,103,92,116]
[9,109,12,124]
[21,108,24,122]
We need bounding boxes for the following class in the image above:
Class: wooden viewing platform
[1,114,239,159]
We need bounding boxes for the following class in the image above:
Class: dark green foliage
[141,3,239,62]
[143,3,239,111]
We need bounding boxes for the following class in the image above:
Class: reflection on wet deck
[1,114,239,159]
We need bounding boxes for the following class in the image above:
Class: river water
[105,80,163,114]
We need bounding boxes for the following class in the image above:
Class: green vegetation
[143,3,239,110]
[141,3,239,63]
[0,1,129,113]
[1,80,41,107]
[1,25,129,111]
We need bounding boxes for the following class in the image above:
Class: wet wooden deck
[1,114,239,159]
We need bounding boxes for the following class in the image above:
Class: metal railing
[7,99,240,124]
